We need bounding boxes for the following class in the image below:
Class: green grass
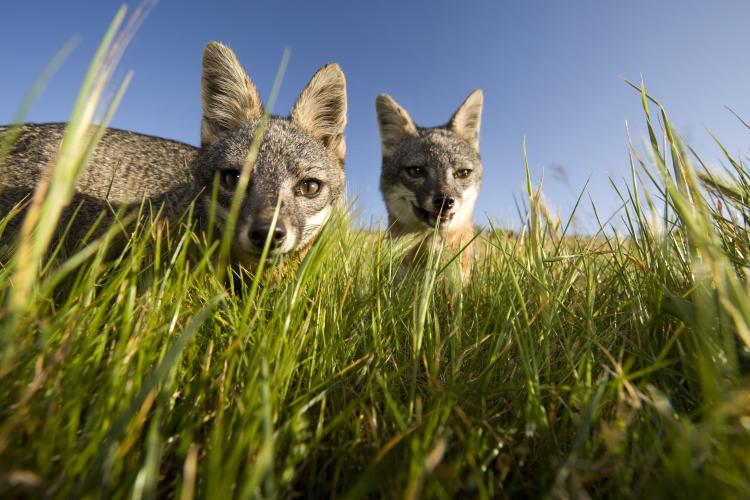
[1,9,750,499]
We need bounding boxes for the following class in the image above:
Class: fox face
[376,90,483,234]
[195,42,347,264]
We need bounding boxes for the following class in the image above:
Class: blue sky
[2,0,750,230]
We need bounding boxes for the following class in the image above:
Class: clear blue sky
[2,1,750,230]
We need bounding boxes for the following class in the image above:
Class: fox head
[376,90,483,233]
[193,42,347,264]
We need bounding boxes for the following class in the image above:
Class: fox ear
[449,89,483,152]
[376,94,417,157]
[201,41,263,146]
[291,64,348,164]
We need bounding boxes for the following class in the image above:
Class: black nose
[249,224,287,249]
[433,194,455,211]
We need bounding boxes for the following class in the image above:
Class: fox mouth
[245,247,289,260]
[412,203,453,227]
[234,245,290,266]
[235,252,289,271]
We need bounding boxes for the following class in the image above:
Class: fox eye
[405,166,426,179]
[220,169,241,189]
[454,169,472,179]
[296,178,321,197]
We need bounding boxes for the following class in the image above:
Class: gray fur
[0,42,347,266]
[0,123,197,245]
[376,90,484,234]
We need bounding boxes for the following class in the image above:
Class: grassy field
[1,9,750,499]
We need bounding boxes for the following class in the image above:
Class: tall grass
[1,9,750,500]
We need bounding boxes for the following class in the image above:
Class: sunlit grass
[1,7,750,500]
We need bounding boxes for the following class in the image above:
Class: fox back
[0,42,347,267]
[376,90,484,276]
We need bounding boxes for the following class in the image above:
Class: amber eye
[221,169,241,189]
[405,166,426,179]
[296,179,321,197]
[454,169,472,179]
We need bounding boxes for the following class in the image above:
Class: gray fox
[376,89,483,277]
[0,41,347,267]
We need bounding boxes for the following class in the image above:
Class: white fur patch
[308,205,333,228]
[297,206,332,248]
[383,184,421,229]
[277,219,297,255]
[446,184,479,230]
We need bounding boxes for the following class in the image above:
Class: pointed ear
[375,94,417,157]
[449,89,483,152]
[201,41,263,146]
[291,63,348,164]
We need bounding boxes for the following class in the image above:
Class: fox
[0,41,347,268]
[375,89,483,278]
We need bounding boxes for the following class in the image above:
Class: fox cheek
[414,190,434,210]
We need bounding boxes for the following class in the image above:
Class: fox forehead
[390,129,480,170]
[200,118,340,181]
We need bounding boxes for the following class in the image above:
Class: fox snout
[248,222,287,251]
[432,193,455,212]
[410,191,460,228]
